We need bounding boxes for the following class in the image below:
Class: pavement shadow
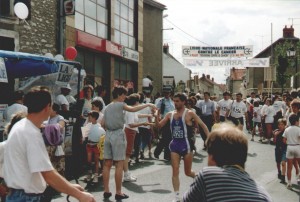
[129,161,155,170]
[157,160,171,165]
[122,182,147,193]
[290,183,300,194]
[194,152,207,158]
[122,182,172,195]
[247,153,257,157]
[83,178,104,192]
[149,189,172,194]
[192,157,203,163]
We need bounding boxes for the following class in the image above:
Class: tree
[273,40,300,93]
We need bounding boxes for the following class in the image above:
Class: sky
[156,0,300,84]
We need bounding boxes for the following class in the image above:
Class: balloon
[65,46,77,60]
[14,3,29,20]
[44,53,54,58]
[54,54,64,61]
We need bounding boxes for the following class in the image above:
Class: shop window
[114,30,120,44]
[97,0,106,7]
[121,0,128,5]
[75,12,84,30]
[115,60,135,80]
[75,0,84,13]
[85,0,96,19]
[113,0,136,49]
[128,22,133,35]
[97,5,107,23]
[126,64,133,81]
[128,0,134,9]
[120,18,128,33]
[84,52,94,74]
[121,32,128,47]
[120,3,128,20]
[75,0,108,39]
[97,22,107,39]
[114,0,120,14]
[85,16,97,36]
[114,15,120,30]
[77,49,85,64]
[95,57,104,76]
[114,60,120,78]
[120,62,127,80]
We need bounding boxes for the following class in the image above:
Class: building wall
[137,0,144,92]
[0,0,58,54]
[247,67,264,93]
[163,53,190,85]
[143,3,163,94]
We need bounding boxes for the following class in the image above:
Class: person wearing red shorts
[85,111,105,183]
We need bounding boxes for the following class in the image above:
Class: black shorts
[275,148,284,163]
[230,117,244,126]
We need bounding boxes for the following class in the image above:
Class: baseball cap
[61,84,71,90]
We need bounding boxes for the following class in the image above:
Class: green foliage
[273,40,300,91]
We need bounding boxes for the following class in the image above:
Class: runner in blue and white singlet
[169,109,194,156]
[155,93,209,202]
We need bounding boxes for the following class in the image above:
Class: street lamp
[287,47,298,89]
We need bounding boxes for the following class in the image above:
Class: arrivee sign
[183,58,269,68]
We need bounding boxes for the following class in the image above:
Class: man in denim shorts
[102,86,156,201]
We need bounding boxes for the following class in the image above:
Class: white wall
[163,53,190,85]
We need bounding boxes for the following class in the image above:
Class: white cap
[61,84,71,90]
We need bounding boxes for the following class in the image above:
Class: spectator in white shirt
[4,90,27,123]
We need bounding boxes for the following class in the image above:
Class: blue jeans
[6,189,42,202]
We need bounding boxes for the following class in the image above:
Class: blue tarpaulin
[0,50,79,78]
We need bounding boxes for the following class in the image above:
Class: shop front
[75,30,139,100]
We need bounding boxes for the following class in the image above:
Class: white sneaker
[172,196,181,202]
[287,183,292,190]
[123,173,137,182]
[84,173,92,181]
[92,175,98,183]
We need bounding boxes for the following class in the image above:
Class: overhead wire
[164,18,212,46]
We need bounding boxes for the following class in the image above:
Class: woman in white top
[262,98,275,144]
[123,94,150,182]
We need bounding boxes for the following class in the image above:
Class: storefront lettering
[122,47,139,62]
[0,58,8,83]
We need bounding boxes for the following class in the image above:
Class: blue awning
[0,50,80,78]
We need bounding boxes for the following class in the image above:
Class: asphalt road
[53,132,299,202]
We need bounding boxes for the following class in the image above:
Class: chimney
[283,25,294,38]
[202,74,205,78]
[207,75,210,79]
[212,77,214,82]
[163,43,169,54]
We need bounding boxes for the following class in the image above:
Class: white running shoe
[123,173,137,182]
[172,196,181,202]
[84,173,92,181]
[92,175,98,183]
[287,183,292,190]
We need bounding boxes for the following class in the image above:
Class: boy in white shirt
[85,111,106,183]
[283,114,300,189]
